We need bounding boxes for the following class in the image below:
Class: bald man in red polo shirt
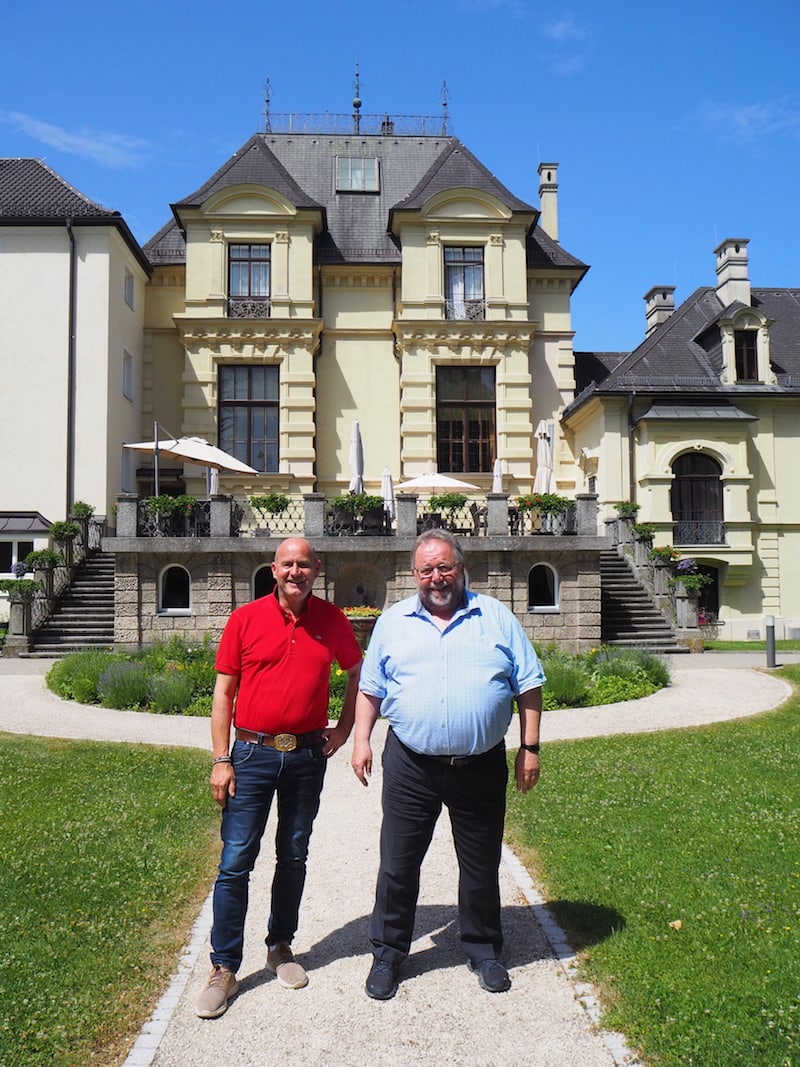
[196,538,362,1019]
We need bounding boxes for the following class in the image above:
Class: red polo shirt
[215,592,362,734]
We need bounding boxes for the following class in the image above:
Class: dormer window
[734,329,758,381]
[336,157,379,192]
[719,310,775,385]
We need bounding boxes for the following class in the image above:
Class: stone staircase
[600,550,685,652]
[28,552,115,657]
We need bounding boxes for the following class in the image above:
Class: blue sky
[2,0,799,351]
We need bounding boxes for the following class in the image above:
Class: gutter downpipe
[627,389,636,503]
[65,218,77,516]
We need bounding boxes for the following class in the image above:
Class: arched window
[160,566,190,613]
[528,564,558,612]
[254,566,276,600]
[671,454,724,544]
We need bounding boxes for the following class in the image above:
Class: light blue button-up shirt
[359,589,546,757]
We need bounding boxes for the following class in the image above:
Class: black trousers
[370,728,508,966]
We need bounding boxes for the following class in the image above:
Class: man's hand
[321,723,349,758]
[351,739,373,786]
[209,761,235,807]
[514,748,540,793]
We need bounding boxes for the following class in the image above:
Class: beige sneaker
[267,941,308,989]
[195,964,240,1018]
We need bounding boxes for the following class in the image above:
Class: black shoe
[366,958,398,1000]
[468,958,511,993]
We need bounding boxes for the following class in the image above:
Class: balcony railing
[444,298,486,321]
[673,520,726,545]
[227,297,271,319]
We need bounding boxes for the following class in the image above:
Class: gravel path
[0,653,793,1067]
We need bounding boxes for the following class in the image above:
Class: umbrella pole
[154,420,160,496]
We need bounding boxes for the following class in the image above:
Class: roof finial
[353,58,362,134]
[264,77,272,133]
[441,81,449,136]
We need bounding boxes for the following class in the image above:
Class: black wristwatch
[520,743,540,754]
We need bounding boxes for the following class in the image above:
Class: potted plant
[343,606,382,650]
[25,548,64,570]
[0,577,43,640]
[516,492,570,533]
[428,492,468,514]
[250,493,290,536]
[614,501,641,521]
[146,494,196,535]
[632,523,655,542]
[648,545,679,565]
[330,493,384,514]
[69,501,95,519]
[49,520,81,569]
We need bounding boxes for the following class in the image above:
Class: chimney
[538,162,559,242]
[715,238,750,306]
[643,286,676,336]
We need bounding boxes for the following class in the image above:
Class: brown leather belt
[235,727,325,752]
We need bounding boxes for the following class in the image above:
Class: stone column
[575,494,599,536]
[116,495,139,537]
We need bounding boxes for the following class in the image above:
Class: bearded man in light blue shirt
[352,529,545,1000]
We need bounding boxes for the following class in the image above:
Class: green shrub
[184,694,213,717]
[147,668,195,714]
[590,673,657,705]
[328,662,349,720]
[97,661,151,709]
[540,649,592,708]
[47,649,116,703]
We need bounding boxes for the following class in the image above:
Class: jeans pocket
[232,739,255,767]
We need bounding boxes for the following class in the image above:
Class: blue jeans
[210,739,327,972]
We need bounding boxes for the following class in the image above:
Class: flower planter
[347,616,378,650]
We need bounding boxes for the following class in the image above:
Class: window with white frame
[122,350,133,401]
[444,246,485,320]
[528,564,558,611]
[159,565,191,613]
[336,156,379,192]
[228,243,271,318]
[124,269,135,309]
[0,540,34,574]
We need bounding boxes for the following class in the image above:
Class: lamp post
[765,615,776,669]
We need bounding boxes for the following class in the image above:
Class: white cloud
[543,12,588,42]
[0,111,149,168]
[696,98,800,144]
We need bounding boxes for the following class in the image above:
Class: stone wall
[107,536,605,654]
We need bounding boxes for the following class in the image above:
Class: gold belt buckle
[273,733,297,752]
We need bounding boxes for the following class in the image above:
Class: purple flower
[11,561,28,578]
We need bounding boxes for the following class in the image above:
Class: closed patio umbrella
[491,458,503,494]
[533,421,556,494]
[348,421,365,494]
[381,467,396,520]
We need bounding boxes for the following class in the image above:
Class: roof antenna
[264,78,271,133]
[352,59,362,134]
[441,81,449,135]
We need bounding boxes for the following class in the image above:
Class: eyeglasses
[413,563,459,581]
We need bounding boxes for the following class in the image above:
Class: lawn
[0,734,219,1067]
[505,663,800,1066]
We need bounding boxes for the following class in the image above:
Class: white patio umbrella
[348,421,365,494]
[491,458,504,494]
[381,467,396,520]
[532,420,556,494]
[396,473,480,491]
[125,432,258,494]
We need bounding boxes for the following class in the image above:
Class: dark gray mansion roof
[569,285,800,417]
[145,132,587,276]
[0,158,150,273]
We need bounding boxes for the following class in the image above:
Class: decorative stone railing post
[395,494,419,538]
[303,494,326,540]
[34,565,56,611]
[116,495,139,537]
[673,580,700,630]
[486,494,509,536]
[575,494,599,536]
[210,495,233,537]
[2,594,34,656]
